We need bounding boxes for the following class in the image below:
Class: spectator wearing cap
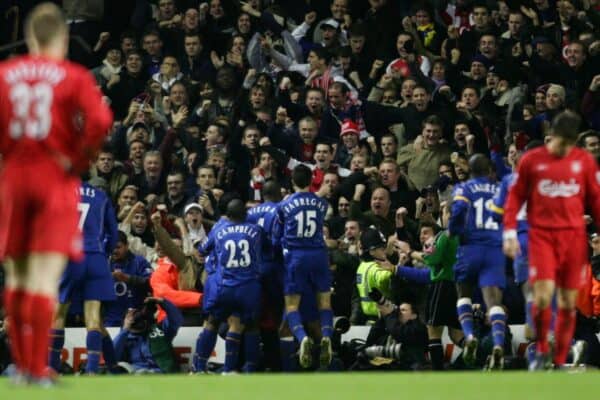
[92,41,123,89]
[183,202,207,245]
[397,115,452,191]
[106,49,148,121]
[334,120,361,168]
[293,10,345,57]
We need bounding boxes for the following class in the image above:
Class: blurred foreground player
[0,3,113,384]
[503,111,600,369]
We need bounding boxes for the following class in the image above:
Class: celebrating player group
[1,2,599,387]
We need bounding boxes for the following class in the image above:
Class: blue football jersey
[449,177,501,246]
[273,192,328,249]
[247,201,279,262]
[208,222,262,287]
[77,183,118,254]
[489,173,529,233]
[200,217,229,276]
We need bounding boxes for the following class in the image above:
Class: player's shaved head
[551,110,581,144]
[262,180,282,202]
[226,199,247,222]
[468,154,491,177]
[25,2,68,50]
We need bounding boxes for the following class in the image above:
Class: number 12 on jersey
[474,198,499,230]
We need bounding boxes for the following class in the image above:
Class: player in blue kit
[49,182,119,374]
[104,231,153,327]
[272,165,333,369]
[195,199,263,373]
[449,154,506,370]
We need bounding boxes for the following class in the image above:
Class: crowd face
[210,0,225,19]
[143,34,162,57]
[305,90,324,114]
[344,220,360,240]
[470,61,487,81]
[415,9,431,26]
[508,13,523,36]
[170,83,187,107]
[132,212,148,234]
[461,88,480,110]
[184,35,202,57]
[185,208,203,229]
[250,87,266,109]
[566,43,586,68]
[216,68,235,91]
[205,125,223,145]
[419,226,435,246]
[535,92,547,112]
[431,62,445,80]
[423,123,442,147]
[299,120,318,143]
[323,173,339,192]
[144,155,163,178]
[237,13,251,34]
[166,174,184,199]
[584,135,600,158]
[379,162,399,188]
[242,128,260,149]
[314,144,333,169]
[126,53,142,75]
[112,241,129,262]
[129,141,146,163]
[396,34,413,57]
[106,49,122,67]
[259,152,275,171]
[381,89,397,105]
[197,167,216,190]
[370,188,390,217]
[331,0,348,20]
[350,154,367,171]
[118,188,138,209]
[400,79,416,102]
[507,144,520,167]
[545,88,563,110]
[342,133,359,150]
[338,197,350,218]
[479,35,497,59]
[328,87,346,109]
[96,152,115,174]
[381,136,397,158]
[349,36,365,54]
[184,8,199,31]
[158,0,176,21]
[322,27,338,47]
[453,123,470,147]
[472,6,490,30]
[411,87,429,112]
[121,37,136,54]
[160,56,179,78]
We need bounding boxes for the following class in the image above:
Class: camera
[368,288,386,305]
[130,300,159,332]
[364,343,403,360]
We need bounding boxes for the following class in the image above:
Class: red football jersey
[503,146,600,234]
[0,55,113,172]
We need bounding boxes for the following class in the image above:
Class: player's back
[512,146,599,230]
[201,217,230,276]
[453,177,501,246]
[491,173,528,233]
[78,183,118,254]
[276,192,328,249]
[0,55,112,171]
[247,201,279,262]
[214,222,262,286]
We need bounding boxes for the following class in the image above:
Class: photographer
[362,297,428,370]
[113,297,182,374]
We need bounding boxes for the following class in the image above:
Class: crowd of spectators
[1,0,600,372]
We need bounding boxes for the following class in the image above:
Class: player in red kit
[503,110,600,370]
[0,3,113,385]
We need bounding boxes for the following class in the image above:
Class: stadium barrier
[61,324,591,371]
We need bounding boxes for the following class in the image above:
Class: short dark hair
[262,180,282,202]
[422,115,444,130]
[117,230,128,244]
[551,110,581,144]
[292,165,313,189]
[310,47,333,65]
[226,199,247,222]
[468,153,491,177]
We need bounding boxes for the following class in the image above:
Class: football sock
[456,298,474,339]
[242,331,260,373]
[285,311,307,343]
[24,293,54,378]
[85,330,103,374]
[525,298,534,336]
[3,288,25,371]
[102,334,117,370]
[48,329,65,372]
[489,306,506,349]
[194,329,217,372]
[533,304,552,354]
[554,308,576,366]
[319,309,334,339]
[428,339,444,370]
[279,337,297,372]
[224,332,242,372]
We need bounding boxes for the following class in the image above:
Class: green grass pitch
[1,372,598,400]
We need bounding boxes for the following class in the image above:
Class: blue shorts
[514,231,529,284]
[283,248,331,295]
[211,281,261,324]
[202,272,220,315]
[59,252,116,303]
[454,244,506,289]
